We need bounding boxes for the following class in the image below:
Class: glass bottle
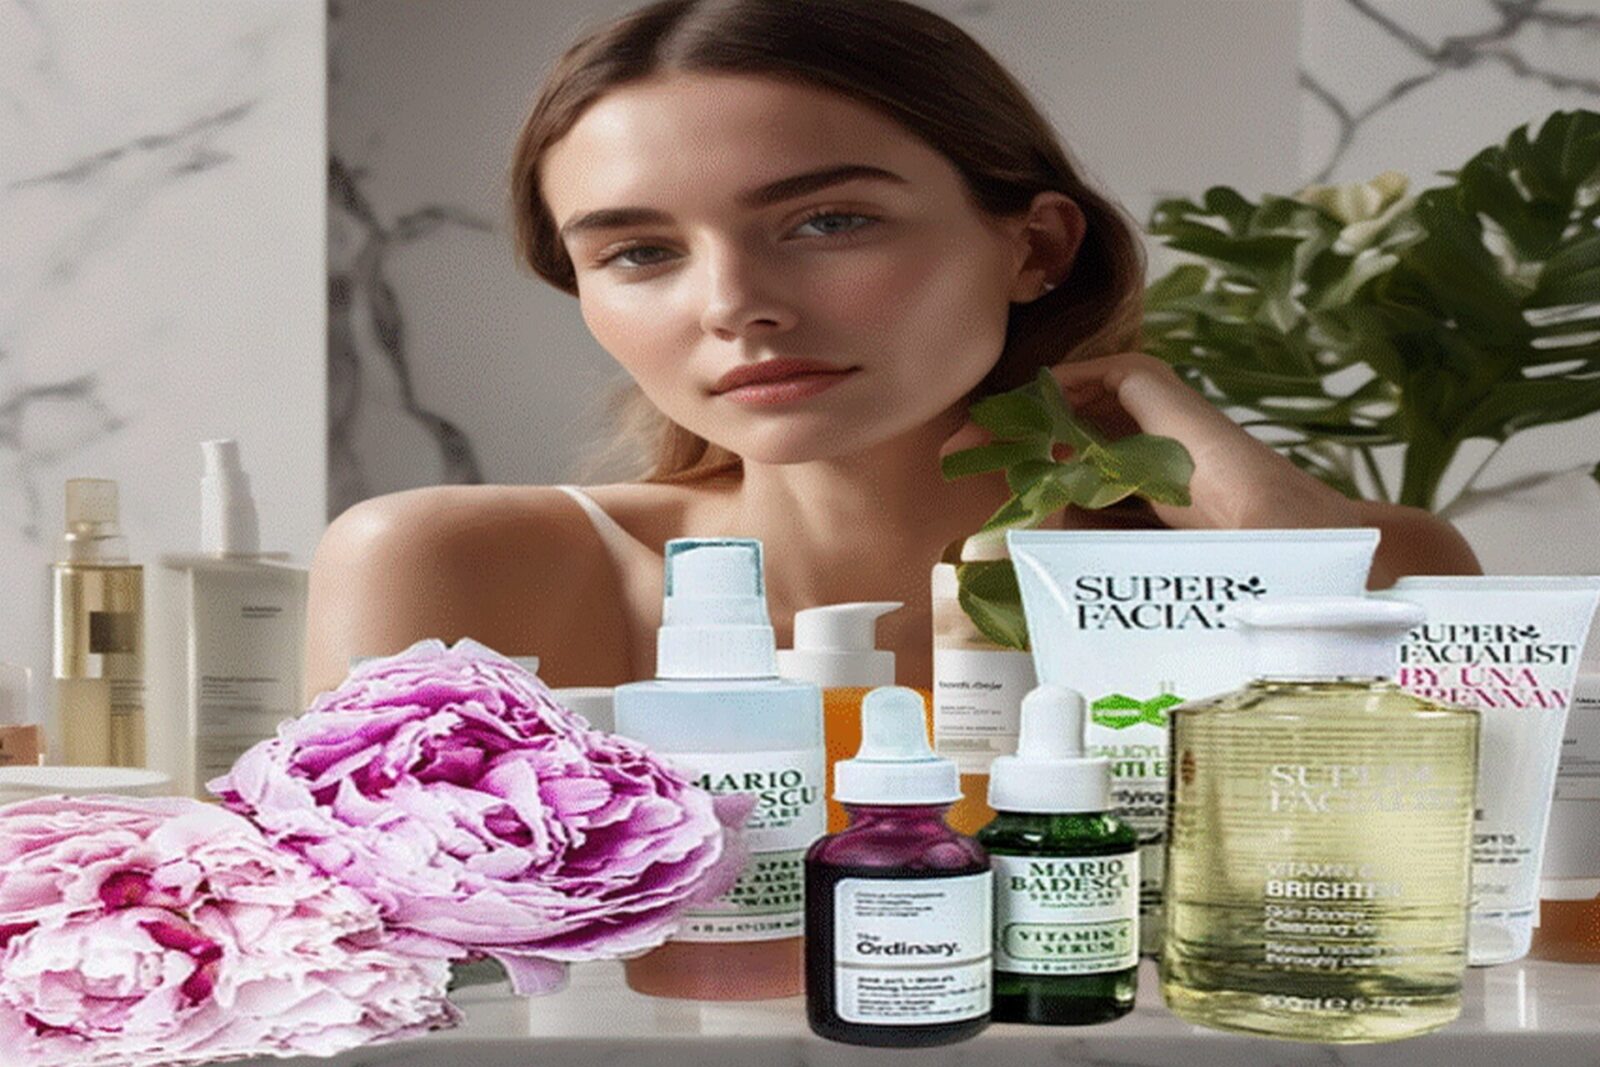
[1162,597,1478,1044]
[979,685,1138,1025]
[805,687,991,1047]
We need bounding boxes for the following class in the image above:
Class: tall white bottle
[613,538,826,1000]
[147,440,308,797]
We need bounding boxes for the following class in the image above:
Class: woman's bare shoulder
[305,484,628,694]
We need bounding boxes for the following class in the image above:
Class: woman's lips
[711,360,858,407]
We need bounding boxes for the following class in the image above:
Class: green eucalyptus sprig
[940,369,1195,649]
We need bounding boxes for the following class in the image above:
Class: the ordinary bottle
[776,601,933,832]
[613,538,825,1000]
[1162,597,1479,1043]
[805,686,991,1047]
[52,479,145,767]
[978,684,1138,1025]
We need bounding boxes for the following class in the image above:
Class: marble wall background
[328,0,1600,575]
[0,0,326,718]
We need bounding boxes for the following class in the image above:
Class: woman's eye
[600,245,676,269]
[794,212,876,237]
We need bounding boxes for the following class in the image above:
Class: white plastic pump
[656,538,779,680]
[833,686,961,805]
[777,601,900,688]
[988,684,1111,814]
[200,439,261,556]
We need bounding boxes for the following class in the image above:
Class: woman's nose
[697,246,798,341]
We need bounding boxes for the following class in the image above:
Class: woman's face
[541,73,1032,464]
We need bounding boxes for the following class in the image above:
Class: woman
[306,0,1477,697]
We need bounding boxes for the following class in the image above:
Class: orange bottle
[777,602,927,833]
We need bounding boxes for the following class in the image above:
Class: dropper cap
[60,478,129,564]
[1236,597,1424,681]
[200,439,261,556]
[833,686,961,805]
[988,684,1111,813]
[656,538,778,680]
[776,601,900,688]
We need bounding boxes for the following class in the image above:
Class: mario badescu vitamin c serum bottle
[805,687,991,1047]
[53,479,144,767]
[979,685,1138,1025]
[614,539,825,1000]
[1163,598,1478,1043]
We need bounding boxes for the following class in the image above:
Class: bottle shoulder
[977,811,1137,854]
[1175,680,1479,721]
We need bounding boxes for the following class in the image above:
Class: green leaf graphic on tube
[1092,692,1184,730]
[942,369,1196,650]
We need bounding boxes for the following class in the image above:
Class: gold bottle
[53,479,145,767]
[1162,598,1478,1044]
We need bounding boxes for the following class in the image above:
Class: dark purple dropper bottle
[805,686,991,1047]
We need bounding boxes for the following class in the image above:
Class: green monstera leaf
[1144,109,1600,511]
[941,370,1195,650]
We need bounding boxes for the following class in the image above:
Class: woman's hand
[941,351,1362,530]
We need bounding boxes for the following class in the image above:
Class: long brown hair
[510,0,1144,483]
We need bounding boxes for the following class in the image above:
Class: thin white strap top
[555,485,642,567]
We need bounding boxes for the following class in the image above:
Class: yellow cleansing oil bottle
[1162,597,1478,1044]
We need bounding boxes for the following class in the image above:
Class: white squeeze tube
[1004,528,1381,954]
[1383,576,1600,966]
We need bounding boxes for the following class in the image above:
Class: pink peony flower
[210,639,750,995]
[0,795,456,1067]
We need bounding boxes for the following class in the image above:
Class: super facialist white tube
[1006,528,1381,954]
[1386,576,1600,966]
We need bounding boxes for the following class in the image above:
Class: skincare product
[52,478,144,767]
[614,539,826,1000]
[551,687,614,733]
[1384,576,1600,965]
[1006,528,1380,953]
[778,601,931,832]
[147,441,309,797]
[932,536,1037,834]
[1163,597,1478,1044]
[805,686,991,1047]
[978,684,1137,1025]
[1534,635,1600,963]
[0,664,42,766]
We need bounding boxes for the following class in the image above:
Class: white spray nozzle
[988,684,1111,813]
[200,438,261,556]
[657,538,778,679]
[778,601,901,688]
[833,686,959,805]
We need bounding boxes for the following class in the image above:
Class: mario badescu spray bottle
[614,538,825,1000]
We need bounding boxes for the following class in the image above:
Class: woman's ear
[1007,191,1087,303]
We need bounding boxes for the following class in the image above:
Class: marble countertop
[254,957,1600,1067]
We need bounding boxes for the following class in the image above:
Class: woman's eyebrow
[558,163,907,242]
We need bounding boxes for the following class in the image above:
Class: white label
[992,852,1139,975]
[833,874,991,1026]
[669,748,825,942]
[191,570,305,785]
[933,648,1036,773]
[1555,682,1600,801]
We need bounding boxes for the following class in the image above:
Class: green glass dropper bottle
[977,684,1139,1025]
